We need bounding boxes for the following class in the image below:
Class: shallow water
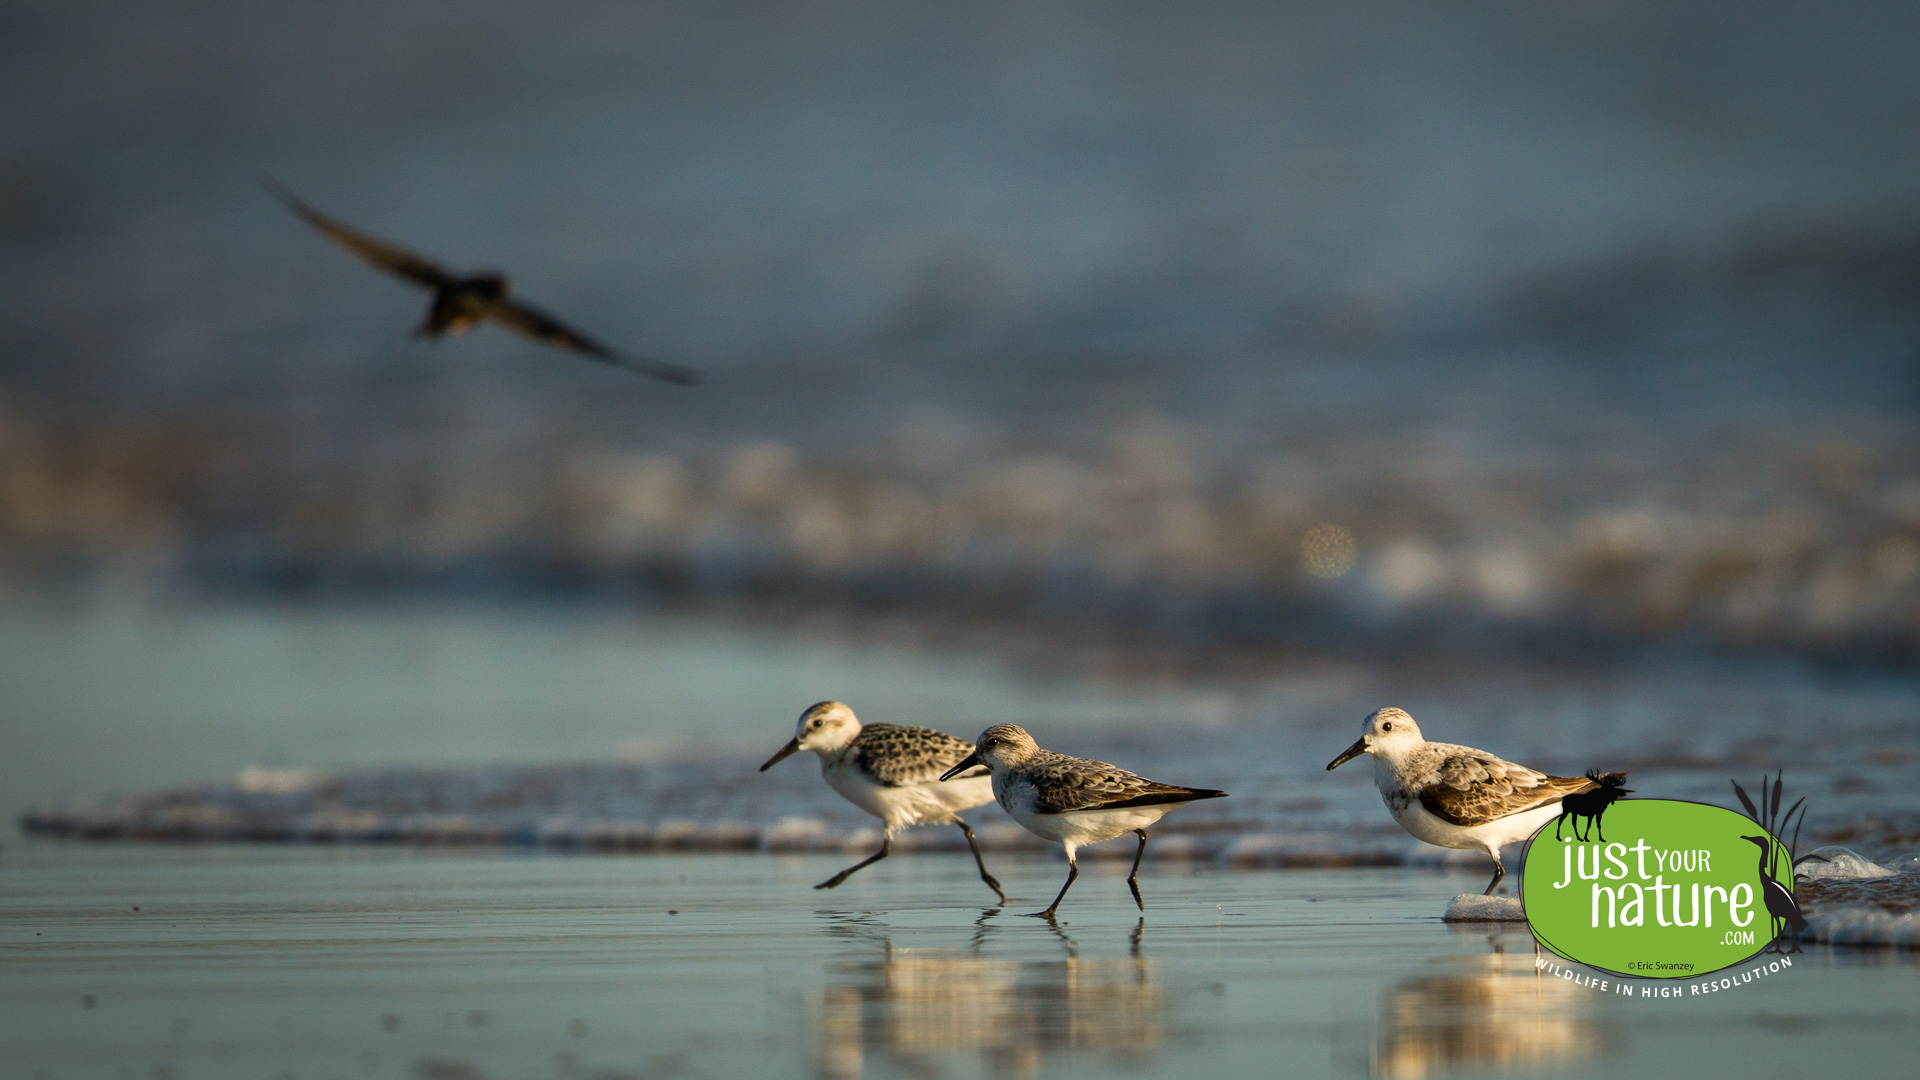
[2,843,1916,1080]
[0,595,1205,832]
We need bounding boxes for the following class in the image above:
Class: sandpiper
[760,701,1006,902]
[941,724,1226,920]
[1327,707,1625,894]
[263,177,698,385]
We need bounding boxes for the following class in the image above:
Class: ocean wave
[24,753,1916,882]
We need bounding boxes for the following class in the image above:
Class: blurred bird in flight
[263,177,697,385]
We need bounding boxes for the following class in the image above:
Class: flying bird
[941,724,1226,920]
[1328,707,1627,895]
[263,177,697,385]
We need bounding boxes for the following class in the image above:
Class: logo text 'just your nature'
[1524,792,1802,978]
[1549,838,1756,942]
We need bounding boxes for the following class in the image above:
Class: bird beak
[759,737,801,772]
[939,750,984,783]
[1326,736,1369,771]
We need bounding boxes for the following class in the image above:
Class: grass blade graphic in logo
[1523,800,1794,978]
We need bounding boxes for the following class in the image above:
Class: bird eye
[1382,721,1394,731]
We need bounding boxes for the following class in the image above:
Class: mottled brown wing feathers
[1028,753,1225,814]
[852,724,981,787]
[1086,786,1229,811]
[1417,751,1596,827]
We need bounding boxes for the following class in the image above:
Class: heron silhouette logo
[1520,773,1816,980]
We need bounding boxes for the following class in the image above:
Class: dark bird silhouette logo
[1739,834,1810,954]
[1730,772,1826,954]
[1552,769,1632,842]
[263,177,698,386]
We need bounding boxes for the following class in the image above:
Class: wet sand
[2,842,1915,1079]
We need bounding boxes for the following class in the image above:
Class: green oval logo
[1523,800,1795,978]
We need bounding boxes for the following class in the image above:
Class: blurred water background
[4,0,1918,664]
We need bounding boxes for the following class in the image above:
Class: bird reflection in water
[813,916,1159,1080]
[1372,928,1616,1079]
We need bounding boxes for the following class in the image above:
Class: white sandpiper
[760,701,1006,902]
[940,724,1226,920]
[1326,707,1626,894]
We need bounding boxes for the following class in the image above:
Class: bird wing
[852,724,982,787]
[480,296,700,386]
[1415,745,1595,827]
[1028,753,1225,815]
[263,177,455,289]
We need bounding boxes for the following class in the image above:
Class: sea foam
[1796,845,1896,881]
[1442,894,1527,922]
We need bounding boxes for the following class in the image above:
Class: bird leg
[816,834,892,890]
[957,821,1007,904]
[1029,856,1080,920]
[1483,853,1506,896]
[1127,829,1150,911]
